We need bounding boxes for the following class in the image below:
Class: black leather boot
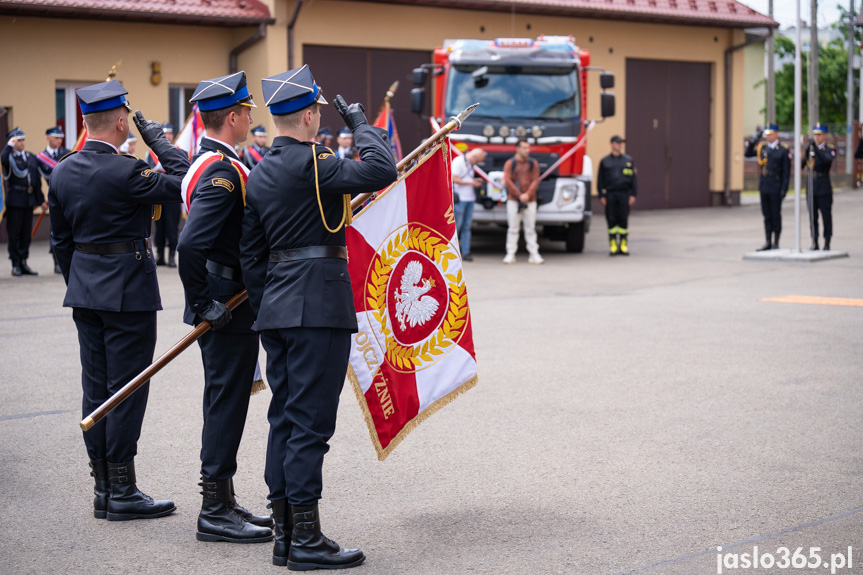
[196,478,273,543]
[271,499,292,566]
[156,248,166,266]
[810,238,819,251]
[756,232,772,251]
[230,478,274,528]
[19,260,38,275]
[89,458,109,519]
[106,459,176,521]
[772,232,780,250]
[824,238,831,251]
[11,263,22,276]
[288,503,365,571]
[168,249,177,268]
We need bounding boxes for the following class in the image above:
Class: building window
[56,82,90,149]
[169,86,197,131]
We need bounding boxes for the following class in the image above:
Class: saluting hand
[133,111,167,149]
[334,95,368,132]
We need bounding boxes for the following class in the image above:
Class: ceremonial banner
[346,141,477,460]
[373,101,403,162]
[173,104,205,161]
[72,128,87,151]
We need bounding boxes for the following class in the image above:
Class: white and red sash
[181,151,250,211]
[148,150,164,173]
[36,151,58,170]
[245,146,264,164]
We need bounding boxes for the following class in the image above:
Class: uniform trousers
[453,200,474,257]
[262,327,351,506]
[505,200,539,256]
[73,307,155,463]
[810,194,833,241]
[760,191,783,235]
[604,191,631,232]
[155,203,181,251]
[198,328,258,480]
[6,206,33,264]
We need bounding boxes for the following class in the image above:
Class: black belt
[75,238,151,255]
[269,245,347,262]
[814,172,830,178]
[206,260,242,282]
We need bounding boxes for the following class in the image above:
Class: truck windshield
[446,64,580,120]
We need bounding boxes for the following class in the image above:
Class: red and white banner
[174,104,205,162]
[346,141,478,460]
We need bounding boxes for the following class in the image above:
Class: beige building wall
[287,0,748,194]
[0,16,265,158]
[743,41,767,134]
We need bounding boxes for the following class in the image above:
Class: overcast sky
[736,1,848,29]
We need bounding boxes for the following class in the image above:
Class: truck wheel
[565,222,585,253]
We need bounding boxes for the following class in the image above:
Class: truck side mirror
[412,68,428,86]
[601,93,616,118]
[600,72,615,90]
[411,88,426,115]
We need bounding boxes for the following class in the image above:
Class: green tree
[772,19,860,131]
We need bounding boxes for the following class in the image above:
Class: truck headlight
[557,184,578,207]
[531,125,543,138]
[498,125,511,138]
[514,125,527,137]
[482,124,495,137]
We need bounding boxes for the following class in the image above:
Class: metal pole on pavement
[848,0,856,174]
[794,0,802,253]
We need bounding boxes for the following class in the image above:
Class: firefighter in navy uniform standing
[745,123,791,251]
[241,124,269,170]
[803,123,836,251]
[597,135,637,256]
[2,128,45,275]
[240,65,397,571]
[176,71,274,544]
[37,126,71,274]
[48,80,188,521]
[149,122,181,267]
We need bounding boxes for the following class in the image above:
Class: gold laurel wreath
[367,227,467,370]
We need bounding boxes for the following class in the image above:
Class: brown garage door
[625,59,711,209]
[303,45,432,154]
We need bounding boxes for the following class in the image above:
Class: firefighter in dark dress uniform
[803,122,836,251]
[48,80,189,521]
[149,122,182,267]
[2,128,44,275]
[240,65,397,570]
[745,123,791,251]
[240,124,269,170]
[37,127,71,273]
[176,71,274,544]
[597,135,638,256]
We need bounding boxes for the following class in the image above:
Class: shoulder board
[58,150,78,163]
[827,144,835,150]
[779,144,789,150]
[121,153,139,160]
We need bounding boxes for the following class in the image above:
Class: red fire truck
[411,35,615,252]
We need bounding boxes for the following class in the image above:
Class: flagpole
[793,0,802,252]
[351,103,479,210]
[374,80,399,121]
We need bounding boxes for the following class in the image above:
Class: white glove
[7,138,15,147]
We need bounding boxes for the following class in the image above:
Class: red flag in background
[72,127,87,151]
[346,140,477,460]
[373,100,403,162]
[174,104,205,161]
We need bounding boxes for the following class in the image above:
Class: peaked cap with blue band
[763,123,779,134]
[251,125,268,136]
[76,80,130,114]
[262,65,328,116]
[46,126,65,138]
[190,71,256,112]
[8,127,25,139]
[161,122,175,132]
[812,122,828,134]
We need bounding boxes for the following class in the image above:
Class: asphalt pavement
[1,190,861,575]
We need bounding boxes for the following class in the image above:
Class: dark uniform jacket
[177,137,254,334]
[241,143,269,170]
[48,139,189,311]
[37,146,71,186]
[1,145,43,208]
[745,139,791,196]
[802,143,836,197]
[241,124,397,332]
[596,153,638,198]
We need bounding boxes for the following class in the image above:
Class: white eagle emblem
[394,260,439,331]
